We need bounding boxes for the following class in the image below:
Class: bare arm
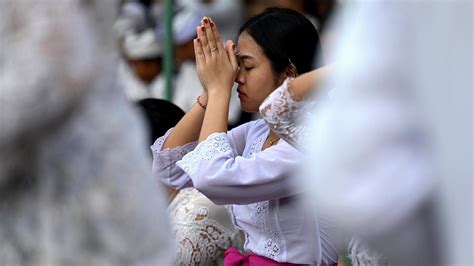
[289,63,334,101]
[161,92,208,150]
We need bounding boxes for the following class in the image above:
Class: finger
[209,17,225,52]
[194,38,204,67]
[203,17,218,55]
[197,24,211,60]
[226,40,238,70]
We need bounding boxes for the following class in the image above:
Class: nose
[235,68,244,85]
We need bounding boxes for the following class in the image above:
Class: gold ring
[210,47,217,52]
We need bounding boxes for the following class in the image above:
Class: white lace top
[259,78,320,149]
[151,120,339,265]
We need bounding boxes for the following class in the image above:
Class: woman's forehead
[236,33,264,60]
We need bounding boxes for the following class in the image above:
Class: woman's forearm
[198,90,231,142]
[161,93,208,150]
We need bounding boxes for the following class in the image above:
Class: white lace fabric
[259,78,314,148]
[169,188,244,265]
[151,128,198,188]
[250,201,282,259]
[151,128,198,163]
[176,132,233,177]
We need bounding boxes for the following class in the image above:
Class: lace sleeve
[259,78,315,148]
[151,128,198,189]
[176,132,233,177]
[175,130,302,205]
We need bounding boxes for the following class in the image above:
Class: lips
[237,88,247,97]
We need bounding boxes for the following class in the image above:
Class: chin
[240,103,258,113]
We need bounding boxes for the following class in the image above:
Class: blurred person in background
[118,29,166,102]
[176,0,244,45]
[114,0,155,38]
[263,0,320,29]
[0,0,173,264]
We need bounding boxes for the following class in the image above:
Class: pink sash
[224,247,307,266]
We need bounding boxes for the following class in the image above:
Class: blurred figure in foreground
[0,0,173,264]
[299,1,471,265]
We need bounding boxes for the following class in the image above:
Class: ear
[285,63,298,78]
[275,70,287,86]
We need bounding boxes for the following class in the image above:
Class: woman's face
[234,32,285,112]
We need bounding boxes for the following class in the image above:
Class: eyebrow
[237,54,255,61]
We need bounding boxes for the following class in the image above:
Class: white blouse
[151,119,339,265]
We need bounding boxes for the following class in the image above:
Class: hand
[193,17,238,97]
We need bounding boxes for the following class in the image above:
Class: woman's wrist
[196,96,207,109]
[198,92,208,105]
[207,87,232,99]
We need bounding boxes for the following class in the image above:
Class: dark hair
[136,98,185,145]
[239,7,322,77]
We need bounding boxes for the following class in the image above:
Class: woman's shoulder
[240,119,268,136]
[247,118,266,128]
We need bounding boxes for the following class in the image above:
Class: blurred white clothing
[118,61,167,102]
[123,29,163,59]
[0,0,174,264]
[177,0,244,42]
[301,1,472,265]
[173,62,203,110]
[114,1,149,38]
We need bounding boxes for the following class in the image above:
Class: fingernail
[203,18,209,24]
[232,43,235,49]
[210,22,214,27]
[201,26,205,32]
[197,38,200,42]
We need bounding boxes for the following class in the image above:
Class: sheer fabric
[169,188,244,265]
[259,78,315,149]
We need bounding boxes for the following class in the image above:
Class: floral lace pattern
[261,238,281,259]
[259,78,315,148]
[176,132,232,176]
[169,188,243,265]
[250,201,281,259]
[151,129,197,163]
[248,136,265,156]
